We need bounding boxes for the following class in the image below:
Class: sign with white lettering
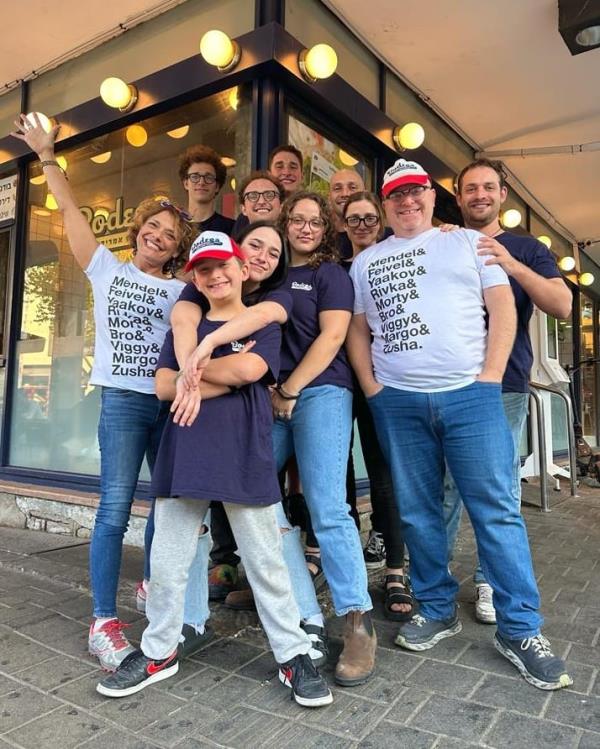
[0,174,18,223]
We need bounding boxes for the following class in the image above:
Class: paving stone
[14,654,96,691]
[244,676,313,718]
[485,711,579,748]
[236,650,279,682]
[299,690,383,739]
[93,687,186,732]
[432,739,480,748]
[16,613,90,659]
[190,638,265,674]
[408,695,499,743]
[4,704,106,748]
[385,688,436,724]
[72,727,162,748]
[568,644,600,668]
[578,729,600,748]
[0,674,19,697]
[0,600,56,628]
[457,641,518,678]
[404,659,484,699]
[542,619,599,646]
[470,673,550,715]
[575,606,600,627]
[362,646,422,683]
[0,630,57,673]
[194,704,289,747]
[330,674,403,704]
[563,661,597,695]
[52,671,105,710]
[545,690,600,732]
[358,721,436,748]
[0,686,62,733]
[259,722,353,748]
[140,700,219,746]
[157,665,230,700]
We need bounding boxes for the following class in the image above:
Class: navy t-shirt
[177,283,292,318]
[497,232,562,393]
[151,319,282,505]
[193,212,235,235]
[280,262,354,390]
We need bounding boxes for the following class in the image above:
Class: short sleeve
[156,329,178,371]
[260,289,293,318]
[465,230,510,289]
[177,282,209,312]
[84,244,120,283]
[527,240,562,279]
[315,262,354,313]
[349,256,366,314]
[248,323,282,384]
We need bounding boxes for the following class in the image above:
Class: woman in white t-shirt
[13,114,195,671]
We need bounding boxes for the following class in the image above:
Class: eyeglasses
[159,200,192,221]
[186,172,217,185]
[386,185,432,201]
[345,214,380,228]
[243,190,279,203]
[288,216,326,231]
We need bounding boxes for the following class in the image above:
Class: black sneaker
[279,653,333,707]
[178,624,213,658]
[301,622,329,667]
[494,633,573,690]
[363,531,386,570]
[96,649,178,698]
[395,612,462,651]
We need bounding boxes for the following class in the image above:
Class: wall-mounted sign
[80,197,134,251]
[0,174,18,223]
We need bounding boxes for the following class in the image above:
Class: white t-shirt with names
[85,245,185,394]
[350,228,509,392]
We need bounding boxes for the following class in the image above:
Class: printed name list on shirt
[368,247,431,354]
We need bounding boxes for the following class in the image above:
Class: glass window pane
[10,86,251,476]
[579,293,597,443]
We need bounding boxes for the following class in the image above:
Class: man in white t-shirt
[346,158,572,692]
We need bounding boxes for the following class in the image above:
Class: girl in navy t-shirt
[272,191,376,687]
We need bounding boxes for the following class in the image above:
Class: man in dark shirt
[444,158,572,625]
[178,145,235,235]
[329,168,364,259]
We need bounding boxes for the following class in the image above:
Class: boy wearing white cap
[97,232,332,707]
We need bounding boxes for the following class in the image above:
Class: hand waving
[11,113,60,158]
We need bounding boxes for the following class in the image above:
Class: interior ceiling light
[299,44,338,83]
[167,125,190,139]
[501,209,522,228]
[537,235,552,248]
[558,0,600,55]
[30,174,46,185]
[25,112,52,133]
[126,125,148,147]
[90,151,112,164]
[559,256,576,272]
[230,177,236,190]
[338,149,358,167]
[199,30,241,72]
[94,208,110,219]
[228,88,239,111]
[45,193,58,210]
[33,208,51,217]
[221,156,236,168]
[56,155,67,171]
[579,272,595,286]
[392,123,425,152]
[100,77,138,111]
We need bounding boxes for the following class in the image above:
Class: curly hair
[128,198,197,277]
[277,190,339,268]
[343,191,386,242]
[177,145,227,188]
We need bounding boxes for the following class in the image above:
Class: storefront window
[9,86,251,476]
[579,294,597,444]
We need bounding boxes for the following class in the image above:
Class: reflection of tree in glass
[23,262,58,326]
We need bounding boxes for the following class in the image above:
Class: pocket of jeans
[366,386,385,402]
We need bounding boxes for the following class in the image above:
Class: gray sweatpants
[142,497,311,664]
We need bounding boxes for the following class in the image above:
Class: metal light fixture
[579,272,595,286]
[126,125,148,147]
[501,209,522,228]
[559,0,600,55]
[559,256,576,272]
[299,44,338,82]
[90,151,112,164]
[167,126,190,139]
[100,77,138,112]
[393,123,425,152]
[537,235,552,249]
[199,30,241,72]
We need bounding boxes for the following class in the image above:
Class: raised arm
[480,285,517,383]
[11,114,98,270]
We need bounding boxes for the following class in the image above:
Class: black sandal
[384,573,414,622]
[305,553,326,591]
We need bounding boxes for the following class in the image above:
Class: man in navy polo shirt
[444,159,572,625]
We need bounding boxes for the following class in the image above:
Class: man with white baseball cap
[345,158,572,691]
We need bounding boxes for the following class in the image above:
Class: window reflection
[579,294,597,444]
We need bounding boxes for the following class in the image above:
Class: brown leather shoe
[223,587,256,611]
[334,611,377,686]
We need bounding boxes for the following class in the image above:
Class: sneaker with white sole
[278,653,333,707]
[494,633,573,690]
[301,622,329,667]
[97,649,178,697]
[135,581,147,613]
[475,583,496,624]
[88,618,136,671]
[395,612,462,651]
[363,531,386,570]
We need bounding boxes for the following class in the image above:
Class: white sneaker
[475,583,496,624]
[89,618,135,671]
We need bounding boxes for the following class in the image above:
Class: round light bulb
[302,44,338,80]
[398,123,425,150]
[228,88,239,111]
[94,208,109,219]
[25,112,52,133]
[167,125,190,139]
[579,272,595,286]
[56,155,68,171]
[200,30,237,69]
[126,125,148,147]
[45,193,58,211]
[501,209,522,228]
[558,256,576,272]
[33,208,51,217]
[221,156,236,168]
[338,149,358,167]
[230,177,236,190]
[100,77,135,110]
[30,174,46,185]
[90,151,112,164]
[537,235,552,248]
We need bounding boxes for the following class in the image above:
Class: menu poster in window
[0,175,17,223]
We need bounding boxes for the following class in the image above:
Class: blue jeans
[91,387,168,618]
[370,383,542,640]
[444,392,529,583]
[272,384,372,616]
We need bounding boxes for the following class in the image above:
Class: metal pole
[529,388,550,512]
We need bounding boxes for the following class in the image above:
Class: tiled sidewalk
[0,486,599,748]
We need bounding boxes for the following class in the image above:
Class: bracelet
[276,385,299,400]
[40,159,68,179]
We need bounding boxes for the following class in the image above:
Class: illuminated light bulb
[221,156,236,168]
[393,123,425,152]
[579,272,595,286]
[126,125,148,147]
[228,88,239,111]
[90,151,112,164]
[167,125,190,139]
[501,209,522,228]
[33,208,51,217]
[30,174,46,185]
[299,44,338,82]
[100,77,138,111]
[94,208,109,219]
[558,256,576,272]
[154,195,169,202]
[230,177,236,190]
[45,193,58,210]
[25,112,52,133]
[338,149,358,167]
[199,30,241,71]
[537,235,552,248]
[56,155,67,171]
